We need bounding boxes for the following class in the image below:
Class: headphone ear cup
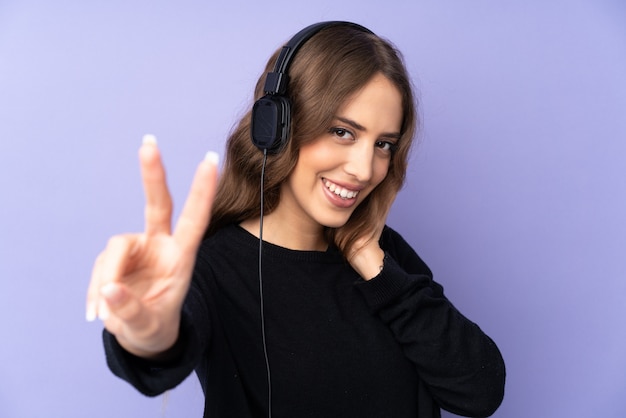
[251,95,291,153]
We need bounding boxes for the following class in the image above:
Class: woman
[86,21,505,417]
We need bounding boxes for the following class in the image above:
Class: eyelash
[329,127,398,154]
[376,140,397,153]
[330,127,354,140]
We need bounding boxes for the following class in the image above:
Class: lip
[321,178,362,209]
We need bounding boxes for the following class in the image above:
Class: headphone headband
[252,21,375,152]
[263,21,374,95]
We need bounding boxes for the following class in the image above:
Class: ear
[251,95,291,153]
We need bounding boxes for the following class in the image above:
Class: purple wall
[1,1,624,417]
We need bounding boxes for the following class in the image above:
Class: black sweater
[104,225,505,417]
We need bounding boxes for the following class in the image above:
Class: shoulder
[194,224,259,277]
[380,226,432,277]
[192,224,260,295]
[379,225,414,254]
[200,224,255,254]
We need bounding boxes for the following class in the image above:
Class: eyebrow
[335,116,402,140]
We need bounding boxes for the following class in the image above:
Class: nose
[344,141,374,183]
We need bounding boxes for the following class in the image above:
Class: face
[277,73,403,233]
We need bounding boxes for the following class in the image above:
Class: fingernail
[142,134,157,145]
[204,151,219,165]
[86,303,97,322]
[98,300,110,321]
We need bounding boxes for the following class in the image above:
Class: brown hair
[205,24,418,256]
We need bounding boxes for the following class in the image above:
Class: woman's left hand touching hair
[347,219,386,281]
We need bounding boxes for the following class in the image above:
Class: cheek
[297,141,337,175]
[301,141,333,163]
[372,159,390,186]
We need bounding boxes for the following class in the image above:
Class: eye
[375,140,397,154]
[329,127,355,141]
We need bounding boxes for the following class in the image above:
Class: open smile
[323,178,360,200]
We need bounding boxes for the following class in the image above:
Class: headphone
[250,21,374,153]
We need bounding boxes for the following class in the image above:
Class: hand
[86,136,219,359]
[347,219,386,281]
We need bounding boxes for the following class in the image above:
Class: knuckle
[106,234,126,248]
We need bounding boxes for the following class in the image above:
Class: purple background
[1,1,625,417]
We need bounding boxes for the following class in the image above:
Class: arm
[102,275,211,396]
[86,137,219,393]
[354,227,505,417]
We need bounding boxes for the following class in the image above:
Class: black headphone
[250,21,374,153]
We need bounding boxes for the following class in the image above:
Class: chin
[317,214,353,229]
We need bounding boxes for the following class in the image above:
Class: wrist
[350,246,385,281]
[115,315,182,360]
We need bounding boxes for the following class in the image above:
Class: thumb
[98,282,180,357]
[99,282,141,323]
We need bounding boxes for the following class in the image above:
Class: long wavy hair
[205,23,418,256]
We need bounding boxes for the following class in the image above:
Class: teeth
[324,179,359,200]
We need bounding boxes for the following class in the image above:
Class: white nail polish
[98,300,110,321]
[142,134,157,145]
[86,304,97,322]
[204,151,219,165]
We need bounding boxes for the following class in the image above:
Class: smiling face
[273,73,403,239]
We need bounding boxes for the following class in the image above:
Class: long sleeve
[102,271,212,397]
[355,227,506,417]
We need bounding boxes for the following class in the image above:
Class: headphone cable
[258,149,272,418]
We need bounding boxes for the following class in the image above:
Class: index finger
[140,135,173,236]
[173,151,219,252]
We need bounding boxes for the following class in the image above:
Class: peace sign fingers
[173,151,220,254]
[140,135,173,236]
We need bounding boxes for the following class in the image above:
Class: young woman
[86,22,505,418]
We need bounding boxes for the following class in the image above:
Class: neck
[240,214,327,251]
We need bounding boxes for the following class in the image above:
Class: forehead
[336,74,403,133]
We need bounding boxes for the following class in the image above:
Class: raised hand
[347,219,386,281]
[86,135,219,359]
